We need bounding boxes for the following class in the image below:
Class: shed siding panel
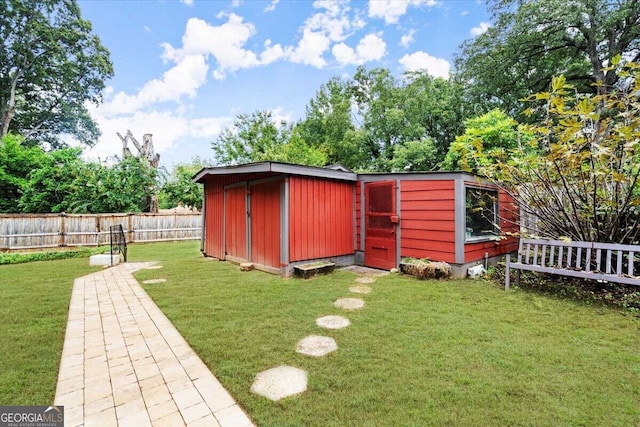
[204,181,224,258]
[289,176,354,262]
[250,180,281,268]
[224,185,247,260]
[400,180,456,263]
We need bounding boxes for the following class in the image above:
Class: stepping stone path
[334,297,365,310]
[316,315,350,330]
[250,366,308,401]
[252,271,376,402]
[144,265,163,270]
[349,284,372,294]
[296,335,338,357]
[142,278,166,284]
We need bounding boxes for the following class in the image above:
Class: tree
[0,133,45,212]
[117,130,160,212]
[387,139,438,172]
[159,157,210,211]
[455,0,640,115]
[488,60,640,244]
[441,109,533,173]
[0,0,113,148]
[212,110,327,166]
[18,152,157,213]
[296,77,360,168]
[350,67,470,170]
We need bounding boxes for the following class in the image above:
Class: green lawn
[0,258,100,404]
[130,242,640,427]
[1,241,638,426]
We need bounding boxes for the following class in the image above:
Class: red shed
[194,163,518,277]
[193,162,357,275]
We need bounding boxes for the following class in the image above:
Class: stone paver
[334,297,365,310]
[250,366,308,401]
[355,277,376,284]
[316,315,350,330]
[349,284,372,294]
[142,278,167,284]
[54,262,254,427]
[296,335,338,357]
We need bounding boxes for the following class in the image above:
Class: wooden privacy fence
[0,213,202,251]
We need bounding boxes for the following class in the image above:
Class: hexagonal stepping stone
[334,297,365,310]
[316,315,350,330]
[296,335,338,357]
[355,276,376,284]
[349,284,372,294]
[142,279,166,284]
[250,366,308,401]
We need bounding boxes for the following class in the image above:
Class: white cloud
[100,54,209,115]
[400,29,415,48]
[368,0,437,25]
[461,10,469,16]
[264,0,280,12]
[332,33,387,65]
[284,0,371,68]
[180,0,194,5]
[399,51,450,78]
[471,21,491,36]
[285,29,331,68]
[84,103,232,162]
[261,40,286,65]
[161,14,287,79]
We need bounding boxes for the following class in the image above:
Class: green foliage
[491,62,640,244]
[0,246,108,265]
[441,109,533,173]
[0,0,113,147]
[455,0,640,116]
[297,77,355,167]
[387,139,438,172]
[212,110,327,167]
[0,133,45,212]
[351,67,467,170]
[159,157,209,210]
[17,151,157,213]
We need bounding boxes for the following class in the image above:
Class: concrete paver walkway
[54,263,254,427]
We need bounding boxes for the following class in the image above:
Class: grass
[130,242,640,427]
[0,257,101,404]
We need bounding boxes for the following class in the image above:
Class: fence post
[505,253,511,291]
[127,213,134,243]
[59,213,66,247]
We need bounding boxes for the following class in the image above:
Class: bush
[0,247,109,265]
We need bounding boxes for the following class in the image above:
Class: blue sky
[77,0,491,169]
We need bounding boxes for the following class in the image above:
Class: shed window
[465,187,498,241]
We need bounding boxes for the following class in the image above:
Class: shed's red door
[364,181,397,270]
[224,185,247,260]
[250,180,281,268]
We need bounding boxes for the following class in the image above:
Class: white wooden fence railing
[0,213,202,251]
[505,239,640,289]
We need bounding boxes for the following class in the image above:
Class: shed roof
[193,161,358,183]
